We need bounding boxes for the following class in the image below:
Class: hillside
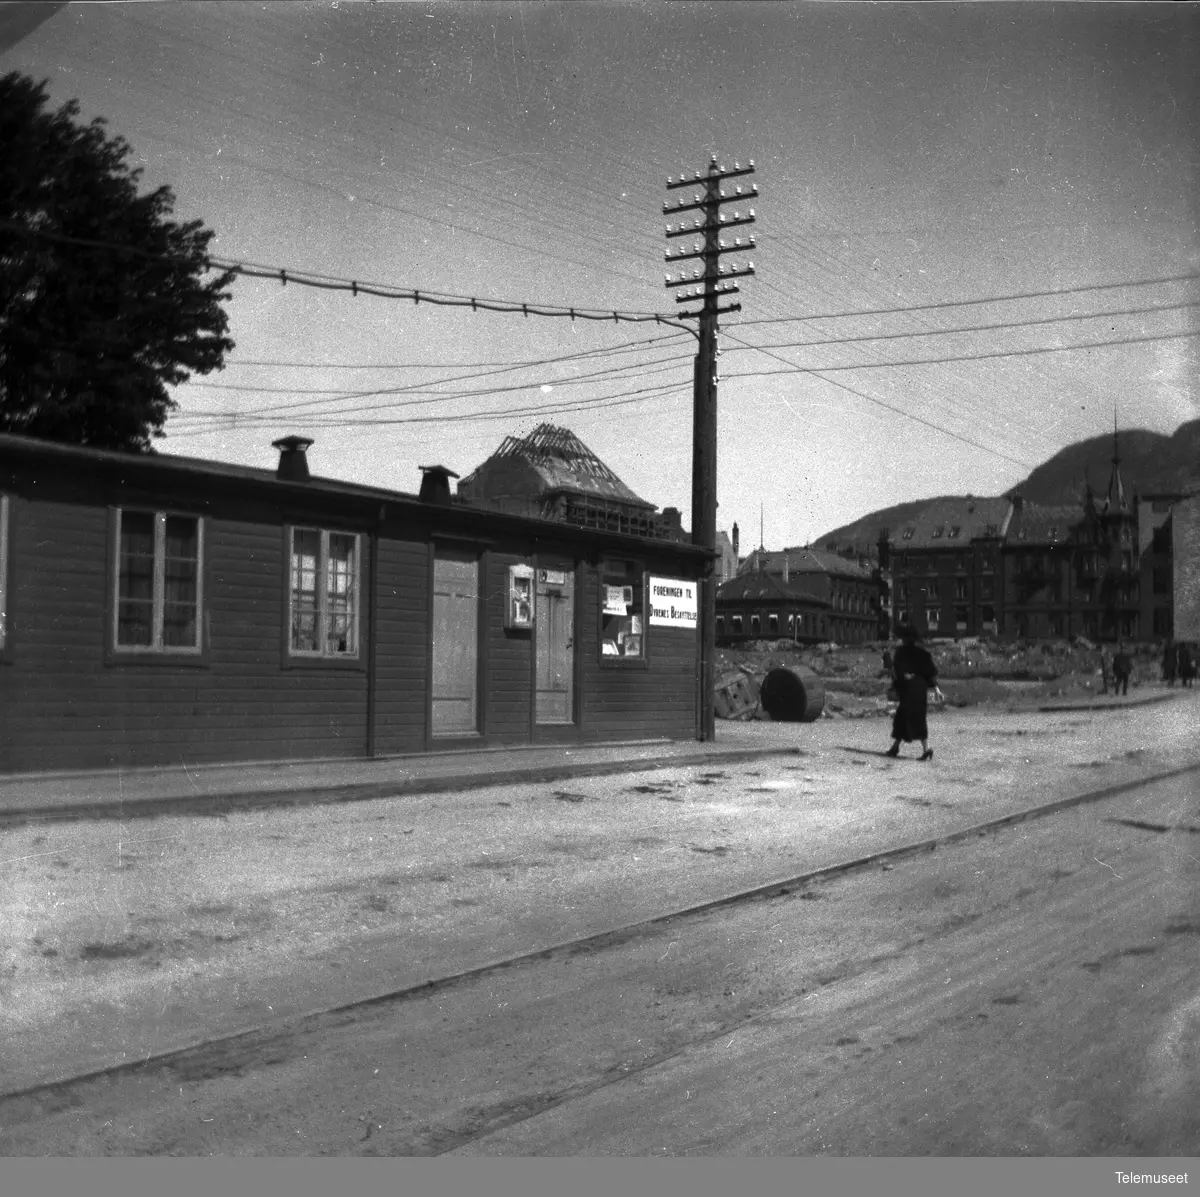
[1013,418,1200,503]
[814,418,1200,553]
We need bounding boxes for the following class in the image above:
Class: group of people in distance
[1160,639,1197,689]
[880,628,1197,762]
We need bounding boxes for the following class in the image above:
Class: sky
[3,0,1198,548]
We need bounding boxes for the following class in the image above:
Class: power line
[216,331,690,370]
[725,300,1200,354]
[731,272,1200,328]
[722,330,1037,471]
[170,353,693,424]
[0,219,693,331]
[724,325,1200,377]
[167,377,692,435]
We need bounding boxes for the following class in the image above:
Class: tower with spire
[1095,415,1138,640]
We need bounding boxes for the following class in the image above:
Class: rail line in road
[5,757,1200,1120]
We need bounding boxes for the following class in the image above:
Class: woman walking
[886,624,938,761]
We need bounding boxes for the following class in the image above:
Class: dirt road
[1,697,1197,1154]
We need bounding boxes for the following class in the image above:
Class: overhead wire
[169,352,694,425]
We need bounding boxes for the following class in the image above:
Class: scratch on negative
[1094,855,1123,880]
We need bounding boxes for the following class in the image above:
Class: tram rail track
[4,758,1199,1121]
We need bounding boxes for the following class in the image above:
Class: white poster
[649,576,698,628]
[603,585,629,616]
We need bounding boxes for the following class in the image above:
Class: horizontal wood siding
[483,551,533,740]
[1,499,368,771]
[578,566,698,742]
[372,538,429,755]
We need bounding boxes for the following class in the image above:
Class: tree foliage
[0,71,235,452]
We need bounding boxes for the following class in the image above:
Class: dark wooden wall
[0,489,701,772]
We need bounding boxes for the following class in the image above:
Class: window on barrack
[599,558,644,658]
[288,527,360,658]
[114,509,203,653]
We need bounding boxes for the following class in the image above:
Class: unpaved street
[1,695,1197,1154]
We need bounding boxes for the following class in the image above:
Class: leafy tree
[0,71,235,452]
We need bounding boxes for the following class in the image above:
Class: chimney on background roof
[782,552,789,584]
[732,522,740,557]
[419,464,459,505]
[272,436,313,482]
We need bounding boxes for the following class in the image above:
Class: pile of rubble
[715,636,1166,721]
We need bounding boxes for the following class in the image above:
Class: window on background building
[1152,525,1171,553]
[902,528,914,540]
[926,607,940,631]
[980,578,994,601]
[1153,568,1168,595]
[932,527,944,539]
[715,615,725,635]
[289,527,360,657]
[115,510,203,653]
[949,526,961,539]
[955,607,968,630]
[768,613,779,635]
[732,615,743,634]
[600,559,645,658]
[981,605,995,625]
[0,494,7,650]
[750,614,761,636]
[1048,613,1063,638]
[1154,608,1171,636]
[955,579,968,601]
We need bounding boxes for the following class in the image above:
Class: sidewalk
[0,723,807,822]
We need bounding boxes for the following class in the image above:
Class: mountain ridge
[812,418,1200,554]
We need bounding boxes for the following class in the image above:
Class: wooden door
[535,568,574,724]
[431,552,479,736]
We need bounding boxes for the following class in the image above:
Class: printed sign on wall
[648,576,698,628]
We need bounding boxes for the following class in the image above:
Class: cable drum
[758,665,826,723]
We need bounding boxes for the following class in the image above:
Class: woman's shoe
[885,744,900,757]
[919,748,933,762]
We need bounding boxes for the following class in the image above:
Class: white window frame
[113,509,204,654]
[287,526,361,659]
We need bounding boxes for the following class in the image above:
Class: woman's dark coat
[891,642,938,743]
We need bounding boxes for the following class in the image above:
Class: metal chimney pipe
[272,436,314,482]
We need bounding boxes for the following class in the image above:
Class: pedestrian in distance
[880,647,893,678]
[1099,649,1110,695]
[1111,643,1132,697]
[1162,639,1177,687]
[886,624,937,761]
[1180,643,1196,689]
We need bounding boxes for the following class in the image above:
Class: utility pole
[664,154,757,741]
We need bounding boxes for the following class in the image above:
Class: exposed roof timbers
[492,423,627,488]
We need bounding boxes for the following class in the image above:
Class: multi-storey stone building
[879,496,1012,640]
[716,546,876,644]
